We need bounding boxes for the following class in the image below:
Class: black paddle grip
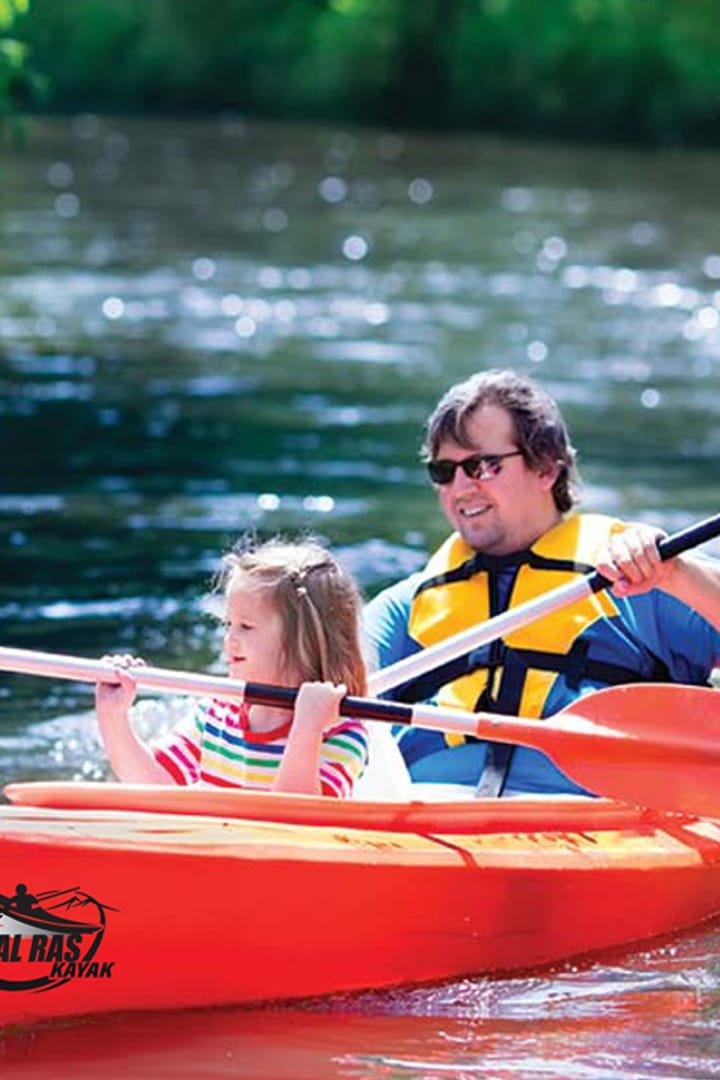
[242,680,413,723]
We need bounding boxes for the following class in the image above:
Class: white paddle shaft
[0,647,242,699]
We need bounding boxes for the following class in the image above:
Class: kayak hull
[3,786,720,1028]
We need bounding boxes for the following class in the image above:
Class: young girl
[95,537,369,797]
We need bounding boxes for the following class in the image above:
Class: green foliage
[14,1,148,109]
[445,0,720,143]
[13,0,720,145]
[292,0,454,126]
[0,0,29,31]
[0,0,35,135]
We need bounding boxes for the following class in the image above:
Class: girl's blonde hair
[217,536,367,697]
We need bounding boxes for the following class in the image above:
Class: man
[365,369,720,795]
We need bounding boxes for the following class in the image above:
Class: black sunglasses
[426,450,524,486]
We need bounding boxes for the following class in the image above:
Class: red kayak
[3,781,720,1030]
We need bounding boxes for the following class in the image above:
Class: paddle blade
[549,684,720,818]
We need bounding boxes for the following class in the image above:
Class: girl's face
[222,578,297,686]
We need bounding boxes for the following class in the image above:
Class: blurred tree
[12,0,720,145]
[288,0,459,127]
[135,0,324,113]
[14,0,149,110]
[445,0,720,143]
[0,0,36,136]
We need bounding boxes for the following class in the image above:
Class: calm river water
[1,116,720,1077]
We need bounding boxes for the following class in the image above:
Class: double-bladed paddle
[1,511,719,816]
[0,643,719,816]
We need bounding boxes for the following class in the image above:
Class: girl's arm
[95,657,175,784]
[272,682,346,796]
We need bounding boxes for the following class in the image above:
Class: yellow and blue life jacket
[396,513,672,793]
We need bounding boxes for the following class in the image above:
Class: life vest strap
[388,636,670,707]
[501,641,671,689]
[474,742,515,798]
[414,548,596,597]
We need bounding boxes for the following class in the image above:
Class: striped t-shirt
[153,698,368,798]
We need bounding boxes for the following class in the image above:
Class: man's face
[433,403,560,555]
